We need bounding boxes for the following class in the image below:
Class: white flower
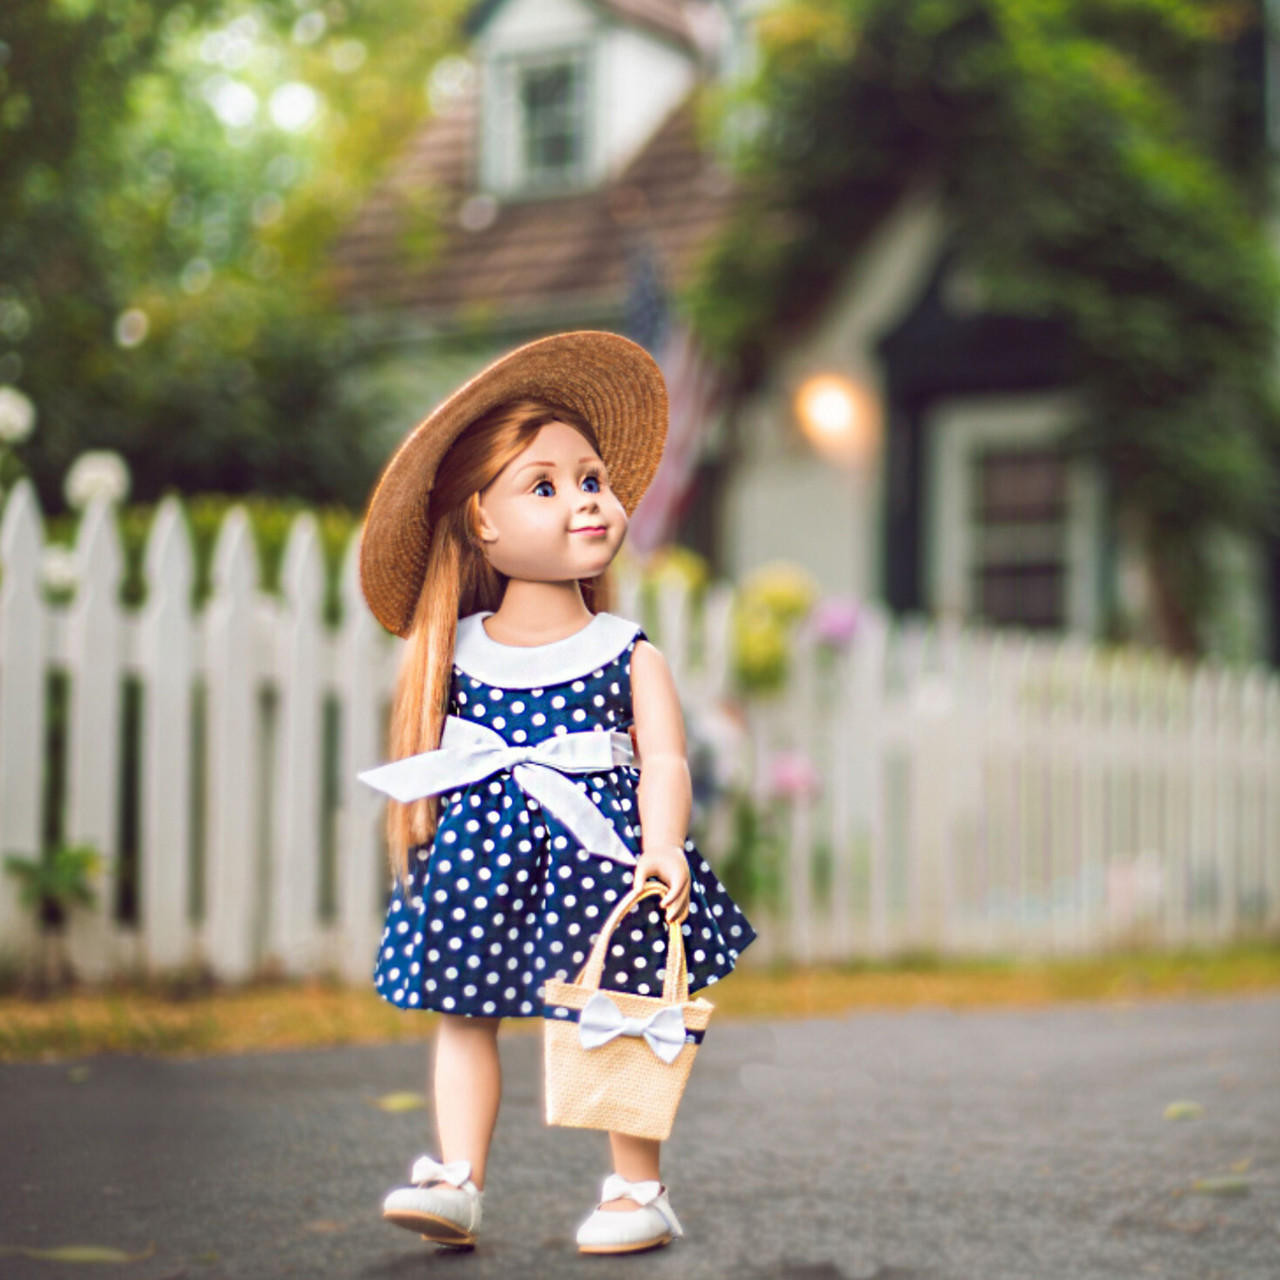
[42,545,78,593]
[65,450,131,509]
[0,385,36,444]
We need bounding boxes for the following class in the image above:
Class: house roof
[331,85,736,329]
[465,0,700,54]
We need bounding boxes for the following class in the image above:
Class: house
[334,0,1277,664]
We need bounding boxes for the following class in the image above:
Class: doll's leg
[602,1133,661,1210]
[432,1014,502,1189]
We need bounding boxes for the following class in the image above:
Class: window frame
[925,394,1102,634]
[486,43,593,196]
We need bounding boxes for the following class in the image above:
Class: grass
[2,941,1278,1062]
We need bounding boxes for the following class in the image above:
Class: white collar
[453,611,642,689]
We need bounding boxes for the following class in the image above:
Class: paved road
[2,995,1277,1279]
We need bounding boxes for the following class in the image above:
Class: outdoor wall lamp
[794,372,880,466]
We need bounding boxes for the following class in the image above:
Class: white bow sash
[577,991,687,1064]
[358,715,637,866]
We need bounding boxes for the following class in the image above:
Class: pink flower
[811,596,860,648]
[767,750,821,800]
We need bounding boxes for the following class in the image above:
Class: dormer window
[484,47,592,195]
[520,57,586,186]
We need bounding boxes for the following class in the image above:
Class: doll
[356,331,755,1255]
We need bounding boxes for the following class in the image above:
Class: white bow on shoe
[576,1173,684,1254]
[382,1154,483,1248]
[411,1155,472,1187]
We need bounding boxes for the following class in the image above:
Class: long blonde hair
[385,398,613,886]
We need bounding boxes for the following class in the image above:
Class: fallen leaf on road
[1190,1176,1250,1197]
[1163,1100,1203,1121]
[374,1091,426,1112]
[0,1243,157,1263]
[1229,1158,1251,1174]
[67,1066,91,1084]
[303,1220,343,1234]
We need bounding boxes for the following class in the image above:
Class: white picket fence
[1,479,1278,983]
[730,610,1280,962]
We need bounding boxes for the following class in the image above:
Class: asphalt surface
[2,994,1278,1280]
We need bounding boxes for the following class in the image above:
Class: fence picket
[1211,670,1239,942]
[0,480,46,959]
[786,627,817,963]
[336,529,389,983]
[203,507,261,980]
[856,608,889,957]
[654,580,690,690]
[1239,668,1268,934]
[268,513,326,975]
[137,497,196,972]
[1264,682,1280,934]
[827,636,856,959]
[1159,662,1191,947]
[63,498,124,980]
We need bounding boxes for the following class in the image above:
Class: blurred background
[1,0,1278,1002]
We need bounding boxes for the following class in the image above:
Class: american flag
[623,234,723,556]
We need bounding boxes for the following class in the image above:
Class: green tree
[692,0,1280,654]
[0,0,464,511]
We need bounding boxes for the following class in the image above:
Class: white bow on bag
[577,991,687,1065]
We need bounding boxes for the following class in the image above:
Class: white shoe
[381,1155,483,1248]
[575,1173,684,1255]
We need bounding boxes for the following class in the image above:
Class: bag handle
[574,879,688,1005]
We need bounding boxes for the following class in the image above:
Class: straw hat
[359,330,668,637]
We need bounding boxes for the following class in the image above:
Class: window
[970,446,1069,629]
[928,396,1100,635]
[482,49,589,194]
[519,58,585,187]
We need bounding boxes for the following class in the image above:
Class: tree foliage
[0,0,465,511]
[691,0,1280,652]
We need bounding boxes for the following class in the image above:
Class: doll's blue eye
[581,474,601,493]
[533,479,555,497]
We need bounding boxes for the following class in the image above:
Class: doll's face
[474,420,626,583]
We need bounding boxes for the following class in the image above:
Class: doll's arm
[630,639,692,924]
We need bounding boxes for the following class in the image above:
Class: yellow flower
[740,560,818,626]
[733,605,788,693]
[644,544,710,594]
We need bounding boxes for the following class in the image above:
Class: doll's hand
[633,845,691,924]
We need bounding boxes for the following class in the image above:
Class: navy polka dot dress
[371,611,756,1018]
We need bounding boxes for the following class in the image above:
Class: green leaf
[373,1090,427,1112]
[7,1242,156,1262]
[1190,1175,1251,1197]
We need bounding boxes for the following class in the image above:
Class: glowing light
[331,39,367,73]
[207,77,259,128]
[252,192,285,227]
[794,373,880,465]
[180,258,213,295]
[292,11,326,44]
[270,82,319,132]
[428,56,475,113]
[115,309,149,348]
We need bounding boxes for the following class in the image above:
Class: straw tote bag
[543,880,714,1141]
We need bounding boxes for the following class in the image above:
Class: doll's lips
[571,525,608,535]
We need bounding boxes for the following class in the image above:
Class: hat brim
[359,330,668,637]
